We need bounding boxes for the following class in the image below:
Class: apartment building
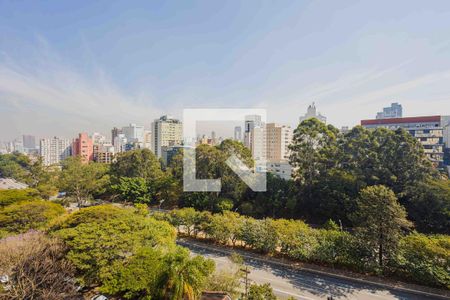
[93,144,115,164]
[40,137,72,166]
[151,115,183,158]
[72,132,94,164]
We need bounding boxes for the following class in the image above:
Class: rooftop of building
[361,115,442,126]
[200,291,232,300]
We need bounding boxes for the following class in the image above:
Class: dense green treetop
[110,149,164,182]
[58,156,110,207]
[0,200,65,234]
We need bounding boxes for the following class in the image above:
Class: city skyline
[1,1,450,140]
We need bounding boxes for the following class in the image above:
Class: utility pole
[240,266,251,299]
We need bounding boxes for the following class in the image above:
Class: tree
[58,157,109,207]
[169,207,199,236]
[247,283,277,300]
[340,127,436,194]
[52,205,177,287]
[111,176,151,204]
[395,233,450,288]
[28,158,60,199]
[0,153,31,183]
[0,231,78,300]
[403,180,450,234]
[243,173,297,219]
[110,149,164,182]
[238,218,278,254]
[0,200,65,234]
[0,189,40,208]
[208,211,244,246]
[351,185,412,268]
[159,246,215,300]
[289,118,339,188]
[100,247,166,299]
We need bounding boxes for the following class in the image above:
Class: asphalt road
[178,240,448,300]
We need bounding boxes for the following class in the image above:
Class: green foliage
[403,180,450,234]
[323,219,340,231]
[110,149,164,182]
[248,283,277,300]
[0,152,31,183]
[110,149,178,207]
[111,176,151,204]
[52,205,215,299]
[341,127,436,192]
[207,211,244,246]
[0,200,65,233]
[0,154,59,198]
[215,197,233,212]
[100,246,165,298]
[395,233,450,288]
[0,188,40,208]
[58,157,109,207]
[53,205,177,285]
[159,246,215,300]
[289,118,339,188]
[239,218,278,254]
[351,185,412,268]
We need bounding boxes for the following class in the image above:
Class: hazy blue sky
[1,0,450,139]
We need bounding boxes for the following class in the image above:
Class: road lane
[178,240,448,300]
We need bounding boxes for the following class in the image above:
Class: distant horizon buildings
[22,135,36,151]
[376,102,403,119]
[299,102,326,124]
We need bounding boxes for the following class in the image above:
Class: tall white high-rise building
[299,102,326,124]
[376,102,403,119]
[151,115,183,158]
[250,126,266,163]
[244,115,263,149]
[40,137,72,166]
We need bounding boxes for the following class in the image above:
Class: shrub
[0,200,65,233]
[0,231,77,300]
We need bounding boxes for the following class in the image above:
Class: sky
[1,0,450,140]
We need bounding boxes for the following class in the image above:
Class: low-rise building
[266,161,292,180]
[93,144,115,164]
